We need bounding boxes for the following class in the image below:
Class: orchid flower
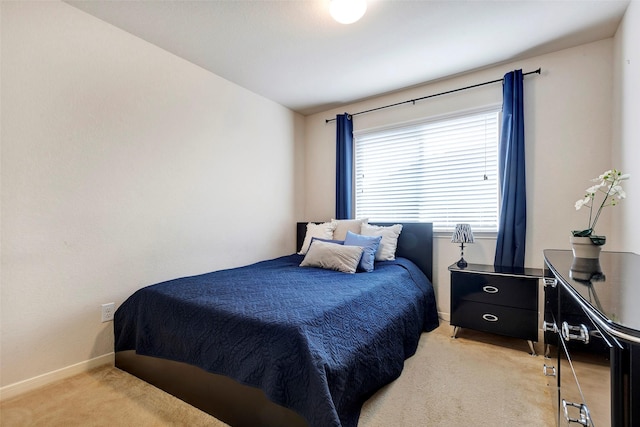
[573,168,630,242]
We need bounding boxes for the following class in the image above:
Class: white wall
[612,0,640,253]
[304,39,619,319]
[0,1,303,394]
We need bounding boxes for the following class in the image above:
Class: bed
[114,221,438,427]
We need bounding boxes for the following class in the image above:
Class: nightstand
[449,263,542,355]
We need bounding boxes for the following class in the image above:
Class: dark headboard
[296,222,433,283]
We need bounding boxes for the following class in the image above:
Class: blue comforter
[115,254,439,427]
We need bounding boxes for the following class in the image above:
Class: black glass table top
[544,249,640,341]
[448,262,543,278]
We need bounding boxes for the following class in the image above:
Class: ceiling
[66,0,630,116]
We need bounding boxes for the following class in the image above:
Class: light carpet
[1,322,555,426]
[360,323,554,426]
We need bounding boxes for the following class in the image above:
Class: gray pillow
[331,218,368,240]
[299,240,364,274]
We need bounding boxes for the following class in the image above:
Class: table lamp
[451,223,474,268]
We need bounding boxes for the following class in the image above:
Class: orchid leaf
[571,229,592,237]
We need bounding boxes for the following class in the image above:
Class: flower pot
[570,236,603,259]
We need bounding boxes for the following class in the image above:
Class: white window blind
[354,108,500,232]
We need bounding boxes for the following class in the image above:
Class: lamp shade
[451,223,474,244]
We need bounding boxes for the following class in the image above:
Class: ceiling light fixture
[329,0,367,24]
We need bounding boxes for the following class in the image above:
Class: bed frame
[115,222,433,427]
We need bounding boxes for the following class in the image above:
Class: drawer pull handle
[543,364,556,377]
[544,278,558,288]
[482,313,498,322]
[482,285,499,294]
[561,322,590,344]
[543,321,557,333]
[562,399,591,426]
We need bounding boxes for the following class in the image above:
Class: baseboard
[0,353,114,401]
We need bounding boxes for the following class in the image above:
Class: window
[354,107,500,232]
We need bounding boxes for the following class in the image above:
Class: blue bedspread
[114,254,439,427]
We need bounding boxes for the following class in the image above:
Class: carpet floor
[1,321,555,426]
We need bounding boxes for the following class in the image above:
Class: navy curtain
[494,70,526,268]
[335,113,353,219]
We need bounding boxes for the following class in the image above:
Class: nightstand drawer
[451,272,537,310]
[451,300,538,341]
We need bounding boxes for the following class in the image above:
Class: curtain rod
[325,68,541,123]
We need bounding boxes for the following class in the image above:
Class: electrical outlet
[101,302,115,322]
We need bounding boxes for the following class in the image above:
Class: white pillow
[361,223,403,261]
[298,221,338,255]
[331,218,368,241]
[300,241,364,274]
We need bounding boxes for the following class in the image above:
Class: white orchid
[573,168,630,243]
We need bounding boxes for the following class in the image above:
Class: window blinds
[354,108,500,232]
